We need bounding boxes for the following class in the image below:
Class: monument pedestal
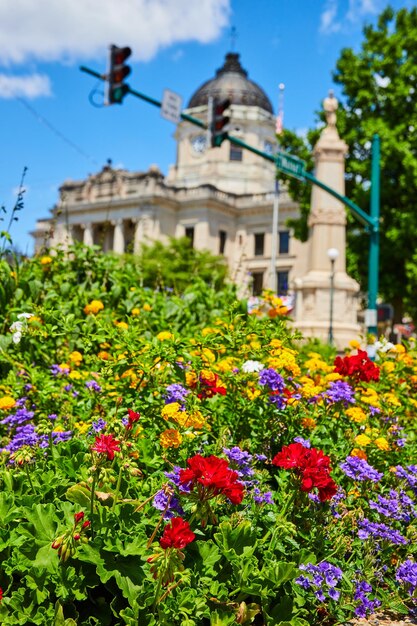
[293,92,361,348]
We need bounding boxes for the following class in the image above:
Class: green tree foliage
[279,6,417,322]
[135,236,229,292]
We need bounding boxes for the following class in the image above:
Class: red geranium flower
[126,409,140,430]
[272,443,337,502]
[0,587,3,603]
[91,434,121,460]
[159,517,195,550]
[334,350,380,383]
[74,511,84,524]
[180,454,244,504]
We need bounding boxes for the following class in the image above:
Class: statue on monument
[323,89,338,127]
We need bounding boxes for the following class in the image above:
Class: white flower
[9,321,23,332]
[242,360,264,373]
[374,340,395,353]
[17,312,33,320]
[12,331,22,344]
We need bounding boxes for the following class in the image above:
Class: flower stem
[25,463,36,495]
[111,465,123,513]
[90,474,96,539]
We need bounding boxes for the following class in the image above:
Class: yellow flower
[355,434,371,447]
[131,308,141,316]
[0,396,16,410]
[216,357,237,373]
[97,351,110,360]
[349,339,361,350]
[69,351,83,366]
[374,437,390,451]
[301,417,316,430]
[115,321,129,330]
[156,331,173,341]
[381,361,395,373]
[345,407,367,424]
[160,429,182,449]
[143,303,152,311]
[350,448,367,460]
[395,344,406,354]
[40,256,52,265]
[383,393,401,407]
[269,339,282,348]
[186,371,198,387]
[360,388,380,408]
[188,410,206,429]
[74,421,90,434]
[84,300,104,315]
[245,387,261,400]
[69,370,82,380]
[161,402,183,422]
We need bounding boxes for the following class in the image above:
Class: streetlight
[327,247,339,345]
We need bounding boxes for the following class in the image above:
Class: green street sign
[276,151,306,180]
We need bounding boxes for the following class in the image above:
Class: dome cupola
[187,52,273,114]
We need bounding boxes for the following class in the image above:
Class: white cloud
[0,74,52,99]
[320,0,384,36]
[320,0,341,34]
[0,0,231,66]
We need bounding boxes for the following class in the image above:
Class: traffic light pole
[80,64,380,336]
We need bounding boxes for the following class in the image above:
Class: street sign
[161,89,183,124]
[276,151,306,180]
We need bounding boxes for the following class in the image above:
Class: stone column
[293,92,360,349]
[82,223,94,246]
[112,219,125,254]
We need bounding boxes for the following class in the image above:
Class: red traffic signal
[209,98,231,147]
[108,45,132,105]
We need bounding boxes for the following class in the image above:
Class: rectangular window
[219,230,227,255]
[279,231,290,254]
[252,272,264,296]
[277,270,289,295]
[254,233,265,256]
[185,227,194,248]
[230,145,243,161]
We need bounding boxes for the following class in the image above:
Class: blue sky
[0,0,412,253]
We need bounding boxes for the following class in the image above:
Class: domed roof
[187,52,273,114]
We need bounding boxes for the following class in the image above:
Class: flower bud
[73,533,81,541]
[82,520,91,529]
[74,511,84,524]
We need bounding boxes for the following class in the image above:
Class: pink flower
[91,434,121,460]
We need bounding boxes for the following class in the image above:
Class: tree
[135,236,229,292]
[280,6,417,323]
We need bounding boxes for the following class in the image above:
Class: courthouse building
[32,52,309,296]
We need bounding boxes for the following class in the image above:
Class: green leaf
[65,483,91,508]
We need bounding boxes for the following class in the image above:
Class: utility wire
[17,97,99,167]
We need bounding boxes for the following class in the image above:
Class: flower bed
[1,247,417,625]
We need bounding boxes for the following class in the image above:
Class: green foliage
[135,236,229,292]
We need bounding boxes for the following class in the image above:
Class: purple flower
[293,436,311,448]
[51,430,73,443]
[396,465,417,494]
[324,380,355,405]
[223,447,254,478]
[396,560,417,595]
[369,490,417,522]
[252,488,274,505]
[152,489,184,519]
[296,562,343,602]
[353,580,381,618]
[1,407,35,428]
[85,380,102,393]
[258,368,285,392]
[340,456,383,482]
[50,364,69,376]
[165,466,191,492]
[357,518,407,545]
[92,418,107,433]
[163,383,189,406]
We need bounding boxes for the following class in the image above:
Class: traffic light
[209,98,231,147]
[108,45,132,104]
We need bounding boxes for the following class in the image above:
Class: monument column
[293,92,360,348]
[82,223,94,246]
[113,219,125,254]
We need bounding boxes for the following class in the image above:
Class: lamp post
[327,247,339,345]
